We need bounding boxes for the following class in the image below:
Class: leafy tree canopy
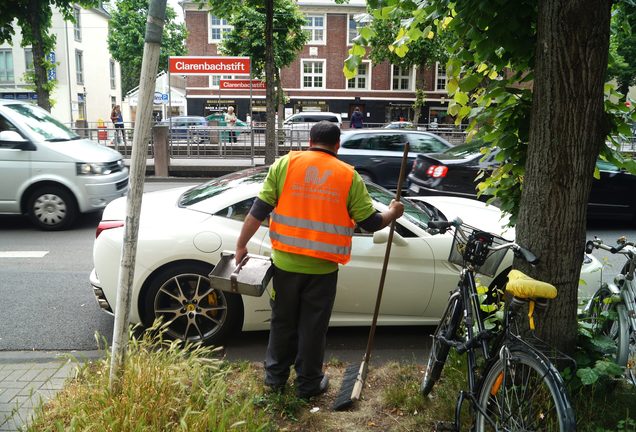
[0,0,99,110]
[607,2,636,97]
[201,0,307,79]
[107,0,187,96]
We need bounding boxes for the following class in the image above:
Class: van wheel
[27,186,78,231]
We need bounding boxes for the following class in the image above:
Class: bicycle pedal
[434,421,456,431]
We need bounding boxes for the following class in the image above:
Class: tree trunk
[28,0,51,112]
[264,0,276,165]
[515,0,611,353]
[412,71,426,127]
[275,70,285,152]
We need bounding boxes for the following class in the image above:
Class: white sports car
[90,168,602,345]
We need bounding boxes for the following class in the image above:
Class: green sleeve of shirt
[257,155,289,206]
[347,171,377,222]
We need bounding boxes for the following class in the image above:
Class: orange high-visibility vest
[269,150,356,264]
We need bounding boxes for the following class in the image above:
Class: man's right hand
[235,246,248,265]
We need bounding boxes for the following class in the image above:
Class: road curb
[0,350,103,364]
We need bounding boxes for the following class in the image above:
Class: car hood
[45,138,124,162]
[410,195,514,238]
[102,186,195,221]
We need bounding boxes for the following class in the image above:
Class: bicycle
[422,218,576,431]
[584,236,636,384]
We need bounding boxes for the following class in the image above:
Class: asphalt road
[0,180,633,365]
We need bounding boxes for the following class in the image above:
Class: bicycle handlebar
[586,237,635,255]
[427,218,539,265]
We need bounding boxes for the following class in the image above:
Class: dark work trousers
[264,265,338,396]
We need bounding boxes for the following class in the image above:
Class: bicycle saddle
[506,269,557,300]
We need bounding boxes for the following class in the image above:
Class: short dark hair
[310,121,340,147]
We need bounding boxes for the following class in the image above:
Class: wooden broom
[332,142,410,411]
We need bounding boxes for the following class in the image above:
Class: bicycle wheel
[626,332,636,386]
[421,293,463,396]
[475,347,575,432]
[587,286,629,366]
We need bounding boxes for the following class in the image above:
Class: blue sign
[48,68,56,80]
[47,52,55,62]
[16,93,29,100]
[162,93,168,101]
[47,52,56,81]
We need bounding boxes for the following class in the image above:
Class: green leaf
[343,55,361,79]
[447,78,459,95]
[576,367,599,385]
[454,91,469,106]
[459,73,482,92]
[359,27,375,40]
[351,43,366,57]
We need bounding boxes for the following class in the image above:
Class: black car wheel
[26,185,78,231]
[142,262,243,346]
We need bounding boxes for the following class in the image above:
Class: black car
[407,141,636,222]
[337,129,453,190]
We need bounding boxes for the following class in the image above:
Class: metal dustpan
[209,251,273,297]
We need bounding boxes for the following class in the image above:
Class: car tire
[26,185,78,231]
[141,262,244,346]
[191,133,202,144]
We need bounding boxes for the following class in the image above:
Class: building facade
[181,0,451,126]
[0,4,122,126]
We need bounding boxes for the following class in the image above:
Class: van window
[4,103,79,142]
[407,133,449,153]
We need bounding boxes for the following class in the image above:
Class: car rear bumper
[90,268,113,315]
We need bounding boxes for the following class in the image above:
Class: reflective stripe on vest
[269,150,356,264]
[269,231,352,257]
[270,213,355,237]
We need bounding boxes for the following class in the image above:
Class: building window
[347,62,369,89]
[78,93,87,120]
[73,7,82,42]
[301,60,324,89]
[392,65,412,90]
[109,59,116,89]
[209,15,232,42]
[209,74,234,89]
[303,15,325,44]
[435,62,447,91]
[111,96,116,108]
[0,50,14,83]
[24,48,34,73]
[348,13,368,45]
[75,50,83,84]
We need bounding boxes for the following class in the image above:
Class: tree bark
[28,0,51,111]
[515,0,611,352]
[264,0,276,165]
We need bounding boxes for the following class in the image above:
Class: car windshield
[440,140,485,158]
[365,183,431,230]
[5,103,80,141]
[179,169,268,207]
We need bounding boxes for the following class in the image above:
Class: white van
[0,100,129,230]
[283,111,342,140]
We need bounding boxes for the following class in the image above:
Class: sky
[167,0,184,23]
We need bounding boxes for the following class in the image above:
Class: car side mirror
[373,229,408,246]
[0,130,27,142]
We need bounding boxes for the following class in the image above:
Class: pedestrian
[350,106,364,129]
[234,121,404,400]
[225,106,237,143]
[110,105,126,145]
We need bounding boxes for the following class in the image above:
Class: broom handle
[362,142,410,363]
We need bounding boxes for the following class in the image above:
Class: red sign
[169,56,251,75]
[220,79,266,90]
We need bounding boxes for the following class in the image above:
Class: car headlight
[76,162,112,175]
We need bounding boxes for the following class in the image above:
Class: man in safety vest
[235,121,404,399]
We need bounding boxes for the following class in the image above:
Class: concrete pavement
[0,352,100,431]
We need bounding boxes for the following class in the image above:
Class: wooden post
[109,0,167,391]
[152,125,170,177]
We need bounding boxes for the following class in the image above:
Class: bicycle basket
[448,223,509,277]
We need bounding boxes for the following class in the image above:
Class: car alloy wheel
[145,263,242,345]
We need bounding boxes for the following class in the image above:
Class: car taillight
[426,165,448,178]
[96,220,124,238]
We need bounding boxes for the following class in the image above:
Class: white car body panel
[92,178,603,336]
